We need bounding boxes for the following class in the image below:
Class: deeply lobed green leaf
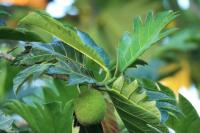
[118,11,178,72]
[18,40,96,84]
[108,76,168,133]
[19,11,110,81]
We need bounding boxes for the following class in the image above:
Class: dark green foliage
[4,100,74,133]
[0,27,44,42]
[108,76,168,133]
[79,124,103,133]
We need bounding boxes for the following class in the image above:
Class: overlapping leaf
[14,40,96,85]
[0,27,44,42]
[19,11,110,81]
[108,76,168,133]
[47,61,96,85]
[167,94,200,133]
[13,64,51,94]
[14,38,83,65]
[42,79,79,103]
[138,79,181,122]
[118,11,178,72]
[4,100,74,133]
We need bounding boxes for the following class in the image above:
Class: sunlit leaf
[108,76,168,133]
[118,11,178,72]
[19,11,110,81]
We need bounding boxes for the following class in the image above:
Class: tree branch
[0,53,69,81]
[0,52,15,61]
[46,73,68,80]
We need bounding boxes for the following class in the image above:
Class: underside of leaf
[19,11,110,81]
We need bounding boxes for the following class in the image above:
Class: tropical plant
[0,9,199,133]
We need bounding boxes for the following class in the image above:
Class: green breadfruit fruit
[74,89,106,125]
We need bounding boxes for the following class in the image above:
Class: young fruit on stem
[74,89,106,125]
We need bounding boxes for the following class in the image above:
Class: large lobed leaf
[47,61,96,85]
[19,11,110,81]
[4,100,74,133]
[108,76,168,133]
[13,42,55,66]
[15,40,96,85]
[118,11,178,72]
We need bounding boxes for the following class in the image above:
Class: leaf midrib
[110,89,160,120]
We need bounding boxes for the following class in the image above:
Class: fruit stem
[77,84,81,94]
